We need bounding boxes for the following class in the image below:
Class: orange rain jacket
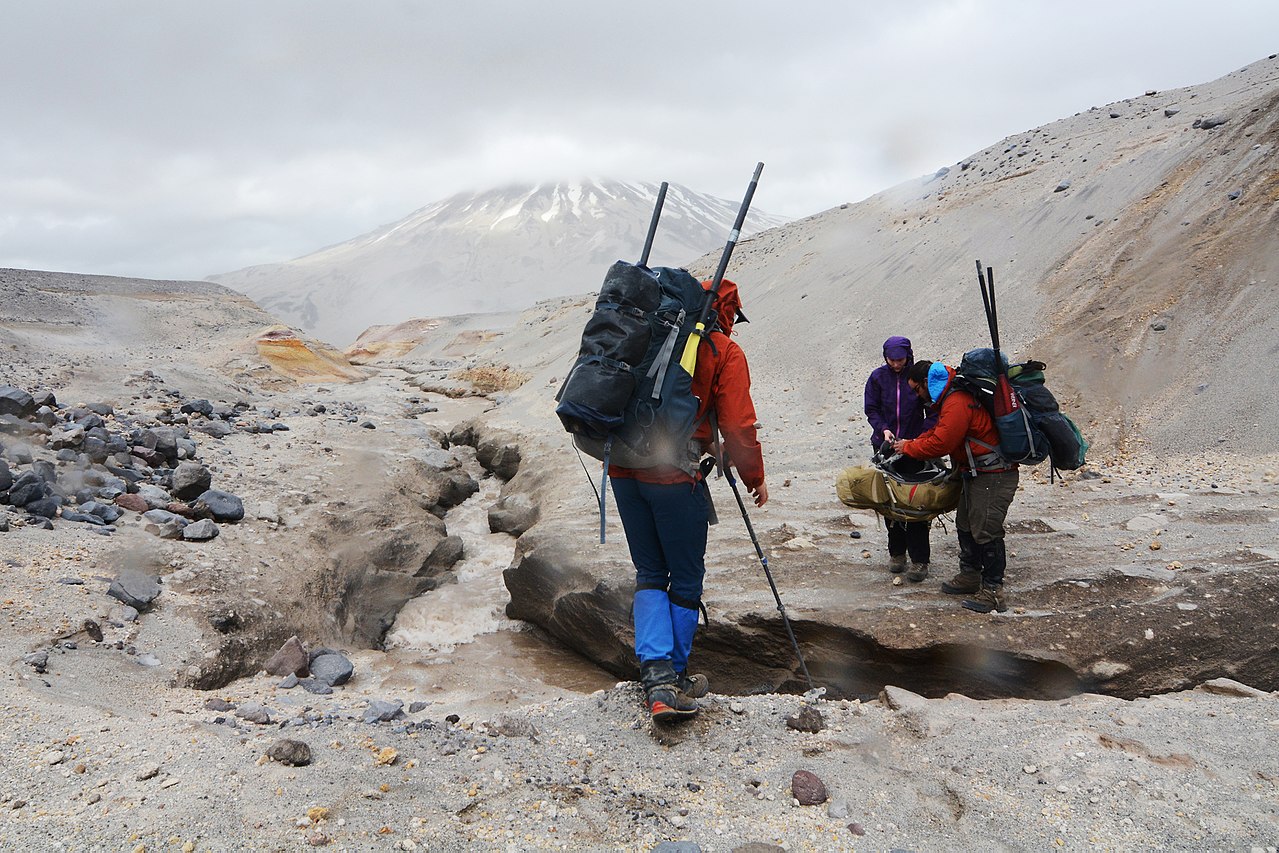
[609,278,765,489]
[899,365,1010,472]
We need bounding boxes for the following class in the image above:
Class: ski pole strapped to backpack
[556,261,708,472]
[952,347,1089,471]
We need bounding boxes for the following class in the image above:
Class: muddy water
[377,446,615,718]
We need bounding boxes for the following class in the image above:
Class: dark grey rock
[654,844,701,853]
[23,651,48,673]
[142,508,187,539]
[1200,116,1228,129]
[180,399,214,416]
[278,674,300,689]
[1165,107,1181,117]
[363,699,404,724]
[408,701,428,714]
[1228,189,1242,200]
[0,386,36,418]
[107,571,161,611]
[204,697,236,712]
[25,497,60,519]
[309,653,354,687]
[181,518,219,541]
[298,678,334,695]
[266,739,312,766]
[192,489,244,522]
[1054,180,1072,192]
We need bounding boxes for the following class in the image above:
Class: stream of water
[376,446,615,717]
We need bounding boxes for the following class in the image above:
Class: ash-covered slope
[210,180,788,347]
[489,55,1279,461]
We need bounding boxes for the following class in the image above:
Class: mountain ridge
[210,179,788,345]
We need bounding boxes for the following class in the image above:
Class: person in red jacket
[610,278,768,721]
[888,360,1018,613]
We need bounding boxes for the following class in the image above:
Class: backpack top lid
[957,347,1009,380]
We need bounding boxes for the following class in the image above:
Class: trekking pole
[638,181,668,268]
[678,162,763,375]
[977,260,997,352]
[721,458,818,695]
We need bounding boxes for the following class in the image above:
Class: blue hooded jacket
[863,335,932,448]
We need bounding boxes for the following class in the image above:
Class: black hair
[907,360,933,385]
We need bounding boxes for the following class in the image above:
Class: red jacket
[899,366,1008,472]
[611,279,765,488]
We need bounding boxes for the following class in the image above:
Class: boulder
[192,489,245,522]
[107,571,161,611]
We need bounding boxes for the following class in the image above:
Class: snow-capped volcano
[210,180,789,345]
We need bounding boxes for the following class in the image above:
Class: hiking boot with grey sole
[941,571,982,595]
[888,554,907,574]
[906,563,929,583]
[646,685,699,722]
[677,673,710,699]
[962,585,1008,614]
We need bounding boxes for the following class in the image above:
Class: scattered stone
[1200,116,1229,129]
[849,822,866,836]
[790,769,828,805]
[826,800,850,819]
[170,461,212,501]
[299,678,334,696]
[40,749,64,766]
[310,653,354,687]
[114,493,149,513]
[785,705,825,733]
[107,571,162,611]
[279,674,300,689]
[235,702,273,725]
[136,763,161,781]
[1054,180,1072,192]
[22,651,48,673]
[267,739,313,767]
[408,701,429,714]
[204,698,236,712]
[192,489,245,522]
[264,636,310,677]
[1164,107,1180,117]
[181,518,219,541]
[363,699,405,724]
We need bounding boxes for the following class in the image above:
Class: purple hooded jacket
[863,335,933,449]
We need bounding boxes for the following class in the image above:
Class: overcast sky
[2,1,1276,282]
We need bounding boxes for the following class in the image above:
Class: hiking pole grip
[679,162,764,375]
[638,181,669,268]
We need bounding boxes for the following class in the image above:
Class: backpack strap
[964,436,1009,474]
[645,308,686,401]
[598,436,612,544]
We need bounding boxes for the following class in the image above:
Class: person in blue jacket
[863,335,933,581]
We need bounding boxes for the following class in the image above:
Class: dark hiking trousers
[610,477,710,608]
[886,519,930,564]
[957,468,1018,587]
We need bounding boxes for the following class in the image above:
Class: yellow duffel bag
[836,463,960,523]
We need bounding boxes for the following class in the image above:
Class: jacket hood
[882,335,913,361]
[927,362,954,404]
[701,278,746,335]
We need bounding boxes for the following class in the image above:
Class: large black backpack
[953,348,1089,472]
[556,260,708,473]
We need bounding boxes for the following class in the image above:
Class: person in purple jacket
[863,335,933,582]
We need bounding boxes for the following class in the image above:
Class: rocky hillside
[209,180,789,346]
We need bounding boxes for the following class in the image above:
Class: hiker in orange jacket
[889,360,1018,614]
[610,278,767,720]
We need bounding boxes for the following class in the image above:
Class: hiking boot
[646,685,699,722]
[888,553,907,574]
[941,571,982,595]
[962,585,1008,614]
[677,672,710,699]
[906,563,929,583]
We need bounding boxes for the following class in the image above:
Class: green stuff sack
[836,465,961,523]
